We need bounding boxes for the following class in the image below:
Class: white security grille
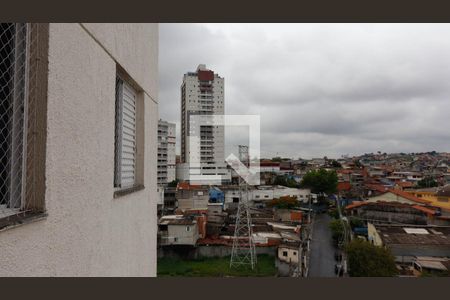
[0,23,37,219]
[114,75,137,188]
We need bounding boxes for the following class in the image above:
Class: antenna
[230,145,257,269]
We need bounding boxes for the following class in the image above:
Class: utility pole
[230,145,257,269]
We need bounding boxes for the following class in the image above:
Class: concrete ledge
[0,211,48,232]
[114,184,145,198]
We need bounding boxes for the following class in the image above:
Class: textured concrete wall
[0,23,158,276]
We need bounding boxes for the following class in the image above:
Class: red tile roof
[387,188,431,205]
[412,205,437,215]
[337,169,353,174]
[337,182,352,191]
[395,181,414,188]
[177,182,203,190]
[345,201,365,210]
[346,201,437,215]
[365,183,389,193]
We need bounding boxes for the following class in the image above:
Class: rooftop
[373,224,450,246]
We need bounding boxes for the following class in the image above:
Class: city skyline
[159,24,450,159]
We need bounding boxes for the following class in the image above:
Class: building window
[0,23,48,224]
[186,226,190,232]
[283,251,288,257]
[114,73,138,189]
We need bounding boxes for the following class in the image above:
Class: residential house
[176,182,209,211]
[407,185,450,211]
[368,223,450,258]
[158,216,199,246]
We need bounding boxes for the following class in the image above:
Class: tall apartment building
[177,64,230,183]
[157,120,176,186]
[0,23,158,276]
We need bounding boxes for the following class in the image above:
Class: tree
[300,169,338,194]
[329,219,344,243]
[267,196,298,209]
[274,175,298,188]
[330,160,342,168]
[167,179,179,187]
[345,239,398,277]
[417,176,438,188]
[348,217,364,229]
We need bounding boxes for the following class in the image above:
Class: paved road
[308,213,336,277]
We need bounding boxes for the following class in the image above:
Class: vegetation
[273,175,299,188]
[328,208,339,219]
[300,169,338,194]
[267,195,299,209]
[329,219,345,243]
[157,254,277,277]
[345,239,398,277]
[167,179,179,187]
[348,217,364,229]
[417,176,438,188]
[330,160,342,168]
[353,160,362,168]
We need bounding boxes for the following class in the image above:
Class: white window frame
[114,74,138,189]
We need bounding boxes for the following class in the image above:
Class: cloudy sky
[159,24,450,159]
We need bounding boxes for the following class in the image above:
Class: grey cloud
[159,24,450,158]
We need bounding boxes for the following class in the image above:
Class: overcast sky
[159,24,450,159]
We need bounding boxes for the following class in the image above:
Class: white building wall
[167,224,199,245]
[0,23,158,276]
[158,120,176,185]
[180,65,228,180]
[278,247,300,264]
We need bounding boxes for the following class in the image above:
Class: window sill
[114,184,145,198]
[0,211,48,232]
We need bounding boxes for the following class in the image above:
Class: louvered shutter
[115,76,137,188]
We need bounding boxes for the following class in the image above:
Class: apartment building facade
[178,64,229,183]
[157,119,176,186]
[0,23,158,276]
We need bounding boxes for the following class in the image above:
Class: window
[186,226,190,232]
[114,74,137,189]
[282,251,288,257]
[0,23,48,224]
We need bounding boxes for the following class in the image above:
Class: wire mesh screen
[0,23,38,219]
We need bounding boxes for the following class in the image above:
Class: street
[308,213,336,277]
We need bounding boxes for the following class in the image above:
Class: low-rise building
[158,215,199,246]
[368,223,450,257]
[406,185,450,211]
[278,242,301,264]
[176,182,209,211]
[345,201,438,225]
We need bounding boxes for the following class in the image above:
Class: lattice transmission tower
[230,145,257,269]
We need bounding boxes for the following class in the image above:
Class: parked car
[334,251,342,262]
[334,263,344,276]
